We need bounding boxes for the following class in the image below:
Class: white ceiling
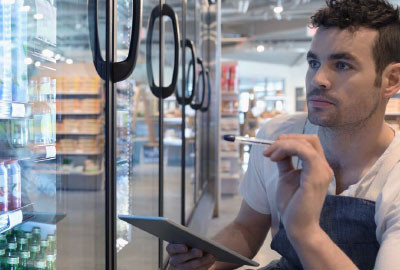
[221,0,400,66]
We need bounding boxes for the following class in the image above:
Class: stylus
[222,135,274,146]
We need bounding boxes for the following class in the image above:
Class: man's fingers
[178,254,216,270]
[166,243,189,255]
[169,248,204,267]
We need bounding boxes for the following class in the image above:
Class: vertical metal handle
[176,39,197,105]
[190,58,206,110]
[146,4,181,99]
[111,0,142,82]
[88,0,107,80]
[200,69,211,112]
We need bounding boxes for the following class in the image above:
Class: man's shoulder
[257,112,309,140]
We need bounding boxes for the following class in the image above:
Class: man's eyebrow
[329,53,357,61]
[306,51,318,59]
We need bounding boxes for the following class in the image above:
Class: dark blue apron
[264,195,379,270]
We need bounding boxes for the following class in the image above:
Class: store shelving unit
[219,61,241,195]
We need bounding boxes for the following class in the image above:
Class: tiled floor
[207,194,281,269]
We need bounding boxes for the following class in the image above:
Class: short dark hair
[311,0,400,86]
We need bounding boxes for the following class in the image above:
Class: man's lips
[308,97,335,108]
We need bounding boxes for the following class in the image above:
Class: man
[167,0,400,269]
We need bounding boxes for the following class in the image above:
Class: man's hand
[263,134,333,239]
[167,243,216,270]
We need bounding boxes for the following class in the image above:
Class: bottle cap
[30,245,40,252]
[32,227,41,234]
[6,256,19,265]
[7,242,17,249]
[17,237,27,244]
[24,232,32,238]
[34,260,46,268]
[0,249,5,256]
[19,251,30,259]
[47,234,56,241]
[46,254,55,262]
[40,240,48,247]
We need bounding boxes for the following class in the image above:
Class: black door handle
[112,0,142,82]
[190,58,206,110]
[88,0,107,80]
[146,4,181,99]
[176,39,197,105]
[200,69,211,112]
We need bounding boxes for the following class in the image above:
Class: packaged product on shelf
[4,160,21,210]
[0,161,8,211]
[0,3,13,103]
[10,119,28,148]
[11,0,28,104]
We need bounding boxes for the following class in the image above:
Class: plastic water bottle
[0,2,13,103]
[0,161,8,212]
[5,160,21,210]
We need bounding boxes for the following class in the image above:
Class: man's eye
[336,62,351,70]
[308,60,320,69]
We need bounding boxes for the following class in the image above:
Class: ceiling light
[66,59,73,64]
[20,5,30,12]
[273,6,283,14]
[34,13,43,20]
[35,61,41,67]
[42,49,54,58]
[24,58,33,65]
[257,45,265,53]
[54,54,61,60]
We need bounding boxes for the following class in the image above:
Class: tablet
[119,215,259,267]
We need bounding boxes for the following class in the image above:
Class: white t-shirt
[239,113,400,269]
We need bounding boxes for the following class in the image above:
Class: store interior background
[211,0,400,268]
[2,0,400,269]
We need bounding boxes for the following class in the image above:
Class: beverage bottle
[17,251,29,270]
[44,255,54,270]
[38,241,47,257]
[28,245,39,268]
[16,238,27,252]
[4,160,21,210]
[0,235,6,249]
[10,120,28,148]
[22,234,30,248]
[0,161,8,212]
[5,231,15,244]
[33,260,45,270]
[45,235,55,256]
[0,2,13,103]
[0,248,6,270]
[5,256,18,270]
[31,228,40,245]
[5,242,17,257]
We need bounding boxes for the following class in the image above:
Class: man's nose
[312,65,331,89]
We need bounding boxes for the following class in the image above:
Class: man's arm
[212,200,271,270]
[167,200,271,270]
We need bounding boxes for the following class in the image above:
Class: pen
[222,135,274,146]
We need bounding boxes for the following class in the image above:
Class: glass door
[115,0,161,269]
[0,0,108,269]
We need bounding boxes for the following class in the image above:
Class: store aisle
[207,194,280,269]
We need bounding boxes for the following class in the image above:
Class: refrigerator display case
[0,0,216,268]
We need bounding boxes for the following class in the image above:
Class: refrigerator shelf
[56,151,103,155]
[0,204,34,234]
[57,111,102,116]
[1,144,56,162]
[56,92,100,96]
[56,132,102,136]
[33,170,104,176]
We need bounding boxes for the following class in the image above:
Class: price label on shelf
[46,145,56,159]
[11,103,25,118]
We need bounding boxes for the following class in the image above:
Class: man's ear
[382,63,400,98]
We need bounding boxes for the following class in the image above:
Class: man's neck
[318,116,394,189]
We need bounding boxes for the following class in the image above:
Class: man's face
[306,27,383,128]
